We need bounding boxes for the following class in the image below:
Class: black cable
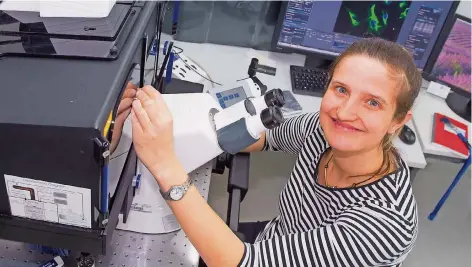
[172,45,223,86]
[151,1,169,85]
[235,76,251,82]
[172,46,183,55]
[155,42,174,91]
[151,2,162,86]
[139,35,147,88]
[155,1,168,79]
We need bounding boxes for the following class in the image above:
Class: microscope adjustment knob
[248,58,259,77]
[260,106,284,129]
[264,88,285,108]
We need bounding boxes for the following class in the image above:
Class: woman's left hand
[110,82,137,154]
[131,86,184,186]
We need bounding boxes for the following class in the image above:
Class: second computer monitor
[273,1,459,69]
[428,15,471,94]
[424,14,471,122]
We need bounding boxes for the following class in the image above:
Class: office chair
[199,153,250,266]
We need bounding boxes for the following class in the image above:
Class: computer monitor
[272,1,460,70]
[424,14,471,122]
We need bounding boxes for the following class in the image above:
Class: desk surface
[169,38,427,169]
[413,81,471,160]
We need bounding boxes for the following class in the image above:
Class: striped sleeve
[237,205,416,267]
[263,112,321,154]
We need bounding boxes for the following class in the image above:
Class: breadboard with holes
[144,43,211,87]
[0,161,213,267]
[170,53,208,85]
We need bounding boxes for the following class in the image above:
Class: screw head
[110,46,118,56]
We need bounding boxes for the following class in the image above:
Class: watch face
[170,187,184,200]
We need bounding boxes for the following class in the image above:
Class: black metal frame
[226,153,251,234]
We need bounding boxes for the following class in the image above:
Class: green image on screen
[334,1,411,41]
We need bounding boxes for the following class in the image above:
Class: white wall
[457,0,471,18]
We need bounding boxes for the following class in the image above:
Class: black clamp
[248,58,268,95]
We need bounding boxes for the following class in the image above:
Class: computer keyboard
[290,65,329,97]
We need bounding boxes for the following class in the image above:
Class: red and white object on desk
[432,113,469,156]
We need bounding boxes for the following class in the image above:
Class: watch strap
[160,176,193,201]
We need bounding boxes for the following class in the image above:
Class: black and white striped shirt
[238,112,418,267]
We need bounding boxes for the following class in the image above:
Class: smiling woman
[319,38,421,188]
[130,37,422,267]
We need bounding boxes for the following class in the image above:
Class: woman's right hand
[131,86,184,189]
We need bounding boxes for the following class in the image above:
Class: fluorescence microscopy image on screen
[334,0,411,41]
[431,19,471,92]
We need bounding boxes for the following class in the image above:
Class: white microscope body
[165,89,285,174]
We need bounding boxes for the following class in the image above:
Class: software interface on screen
[276,1,455,69]
[430,18,471,93]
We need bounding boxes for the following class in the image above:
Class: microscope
[163,89,285,174]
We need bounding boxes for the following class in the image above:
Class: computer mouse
[399,125,416,145]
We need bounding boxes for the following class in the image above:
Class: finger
[122,88,137,99]
[126,81,138,90]
[142,86,171,117]
[136,89,161,125]
[132,99,152,131]
[113,109,130,137]
[115,107,131,125]
[136,89,155,108]
[142,85,165,106]
[111,109,130,142]
[131,109,143,135]
[140,86,172,122]
[117,98,133,114]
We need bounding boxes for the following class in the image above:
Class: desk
[168,38,427,170]
[413,80,471,160]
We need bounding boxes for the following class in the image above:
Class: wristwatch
[160,176,193,201]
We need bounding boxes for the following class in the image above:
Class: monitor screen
[275,1,456,69]
[429,17,471,93]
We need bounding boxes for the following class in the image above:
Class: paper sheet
[4,174,92,228]
[444,121,466,136]
[427,81,451,99]
[108,111,179,234]
[116,162,180,234]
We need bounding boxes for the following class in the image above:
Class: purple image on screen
[431,18,471,93]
